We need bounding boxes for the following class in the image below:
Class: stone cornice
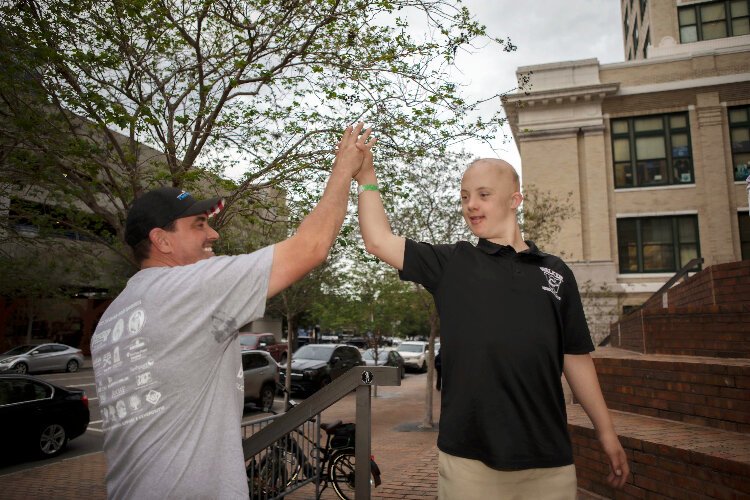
[504,83,620,107]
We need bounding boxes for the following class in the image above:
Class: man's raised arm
[267,123,374,298]
[355,148,405,270]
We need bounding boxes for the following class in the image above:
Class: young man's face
[460,161,520,240]
[163,215,219,266]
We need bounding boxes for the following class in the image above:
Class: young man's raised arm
[354,149,405,270]
[268,124,373,298]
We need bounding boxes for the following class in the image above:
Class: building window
[729,105,750,181]
[640,0,648,17]
[643,29,650,58]
[633,24,640,53]
[612,112,694,188]
[617,215,701,273]
[679,0,750,43]
[740,212,750,259]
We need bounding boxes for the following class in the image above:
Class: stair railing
[242,365,400,499]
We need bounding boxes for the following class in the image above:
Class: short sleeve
[151,245,274,333]
[398,238,457,294]
[559,265,595,354]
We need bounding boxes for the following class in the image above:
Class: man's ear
[510,192,524,210]
[149,228,172,254]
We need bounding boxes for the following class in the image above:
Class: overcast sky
[454,0,626,176]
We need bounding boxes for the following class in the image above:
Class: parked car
[396,341,430,373]
[239,333,288,364]
[280,344,365,394]
[242,350,279,410]
[362,348,405,379]
[0,344,84,374]
[0,374,89,458]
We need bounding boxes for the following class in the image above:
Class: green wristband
[357,183,379,195]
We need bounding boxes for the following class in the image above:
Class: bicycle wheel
[328,450,357,500]
[248,445,302,497]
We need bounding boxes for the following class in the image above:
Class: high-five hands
[333,122,377,179]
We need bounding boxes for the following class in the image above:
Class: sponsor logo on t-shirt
[145,389,162,405]
[128,309,146,336]
[539,267,563,301]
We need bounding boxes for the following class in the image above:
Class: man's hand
[333,122,375,179]
[354,138,376,185]
[599,430,629,488]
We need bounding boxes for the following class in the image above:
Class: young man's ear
[149,227,172,254]
[510,192,524,210]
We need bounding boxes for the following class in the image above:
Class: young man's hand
[354,139,376,185]
[333,122,375,179]
[599,430,629,488]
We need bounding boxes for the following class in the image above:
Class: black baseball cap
[125,187,224,247]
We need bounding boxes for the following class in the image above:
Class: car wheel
[320,377,331,390]
[259,383,276,411]
[14,362,28,374]
[66,359,79,373]
[38,423,67,457]
[420,361,427,373]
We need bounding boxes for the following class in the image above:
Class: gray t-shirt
[92,246,273,499]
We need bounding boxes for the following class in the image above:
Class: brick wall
[644,306,750,358]
[611,310,645,353]
[667,261,750,309]
[610,262,750,356]
[570,425,750,499]
[593,357,750,433]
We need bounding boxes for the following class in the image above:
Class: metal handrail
[622,257,704,317]
[600,257,704,346]
[243,365,400,499]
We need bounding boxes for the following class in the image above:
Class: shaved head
[465,159,520,192]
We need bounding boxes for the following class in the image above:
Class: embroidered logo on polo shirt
[539,267,563,300]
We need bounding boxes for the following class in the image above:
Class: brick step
[568,405,750,499]
[591,348,750,433]
[610,307,750,358]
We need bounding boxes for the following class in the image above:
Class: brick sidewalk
[0,373,442,499]
[0,373,602,499]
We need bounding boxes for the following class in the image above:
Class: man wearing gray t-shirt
[92,124,374,499]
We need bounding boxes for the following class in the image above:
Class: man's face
[162,215,219,266]
[460,162,518,239]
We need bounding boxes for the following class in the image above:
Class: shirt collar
[476,238,546,258]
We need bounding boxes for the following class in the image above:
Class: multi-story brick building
[504,0,750,341]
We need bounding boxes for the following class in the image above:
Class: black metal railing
[242,366,400,499]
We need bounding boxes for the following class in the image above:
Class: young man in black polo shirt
[355,155,629,498]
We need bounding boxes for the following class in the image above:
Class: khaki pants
[438,451,577,500]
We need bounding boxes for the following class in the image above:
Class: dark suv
[239,333,288,364]
[280,344,364,394]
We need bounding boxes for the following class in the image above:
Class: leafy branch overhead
[1,0,515,272]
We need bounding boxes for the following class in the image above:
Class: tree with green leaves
[1,0,513,270]
[1,0,514,352]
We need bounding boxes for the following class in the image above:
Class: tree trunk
[74,299,112,355]
[25,299,35,344]
[282,294,294,410]
[0,298,20,351]
[420,311,439,429]
[372,328,379,398]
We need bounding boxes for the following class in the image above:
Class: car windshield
[239,336,259,347]
[294,345,334,361]
[397,344,424,353]
[4,345,35,355]
[363,350,388,361]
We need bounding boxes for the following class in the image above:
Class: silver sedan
[0,344,84,374]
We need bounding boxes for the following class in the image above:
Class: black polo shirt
[399,238,594,470]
